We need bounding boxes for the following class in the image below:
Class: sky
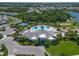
[0,0,79,2]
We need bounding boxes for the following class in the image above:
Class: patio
[22,30,57,41]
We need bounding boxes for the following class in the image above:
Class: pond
[69,12,79,21]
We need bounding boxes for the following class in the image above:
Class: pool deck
[22,30,57,39]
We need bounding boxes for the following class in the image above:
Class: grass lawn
[18,41,33,45]
[46,41,79,56]
[3,46,8,56]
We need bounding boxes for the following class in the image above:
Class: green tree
[56,32,63,41]
[0,34,3,39]
[65,30,78,41]
[45,39,50,47]
[34,39,40,46]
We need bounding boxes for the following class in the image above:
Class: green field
[46,41,79,56]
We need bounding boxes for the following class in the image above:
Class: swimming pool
[19,22,28,26]
[31,25,49,31]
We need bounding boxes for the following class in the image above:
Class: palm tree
[34,39,40,46]
[0,34,3,39]
[56,32,63,41]
[65,30,78,41]
[44,39,50,47]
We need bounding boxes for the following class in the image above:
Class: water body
[0,12,18,16]
[69,12,79,21]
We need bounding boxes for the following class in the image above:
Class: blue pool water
[69,12,79,21]
[31,25,49,31]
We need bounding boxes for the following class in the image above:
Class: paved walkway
[0,26,15,35]
[0,36,45,56]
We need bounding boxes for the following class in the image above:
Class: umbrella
[30,36,37,40]
[48,36,55,40]
[39,34,46,38]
